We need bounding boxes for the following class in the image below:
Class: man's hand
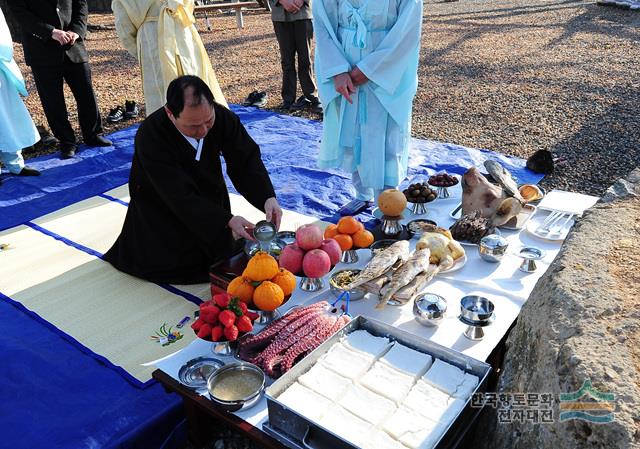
[333,72,356,104]
[265,197,283,231]
[349,67,369,86]
[51,29,71,45]
[279,0,300,13]
[67,31,80,45]
[228,216,255,241]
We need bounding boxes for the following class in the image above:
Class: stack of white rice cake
[276,330,479,449]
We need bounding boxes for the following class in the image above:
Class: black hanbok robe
[104,104,276,284]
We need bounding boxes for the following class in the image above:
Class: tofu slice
[398,421,448,449]
[338,384,397,426]
[363,430,410,449]
[277,382,333,422]
[342,330,392,359]
[382,406,439,441]
[452,372,479,400]
[379,342,433,378]
[298,363,353,401]
[422,359,465,395]
[317,405,372,448]
[320,343,374,380]
[360,362,415,403]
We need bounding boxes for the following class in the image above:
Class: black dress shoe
[85,135,113,147]
[18,166,41,176]
[280,99,293,110]
[124,100,139,119]
[60,144,77,159]
[290,95,311,111]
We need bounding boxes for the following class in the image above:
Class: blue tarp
[0,105,543,449]
[0,105,542,231]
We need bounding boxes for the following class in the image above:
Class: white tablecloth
[154,189,599,430]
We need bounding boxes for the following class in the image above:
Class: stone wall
[474,168,640,449]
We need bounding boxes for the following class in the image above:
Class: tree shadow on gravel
[540,99,640,196]
[545,4,640,47]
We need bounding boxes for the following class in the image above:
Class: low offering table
[152,187,597,449]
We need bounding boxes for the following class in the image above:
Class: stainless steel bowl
[329,269,366,301]
[369,239,398,257]
[478,234,509,263]
[460,295,495,322]
[413,293,447,327]
[207,362,265,412]
[406,219,438,239]
[244,238,286,258]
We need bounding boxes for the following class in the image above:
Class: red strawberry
[213,293,230,308]
[191,317,205,332]
[218,309,236,328]
[197,323,212,340]
[246,310,260,321]
[223,325,239,341]
[211,325,225,342]
[199,299,214,309]
[236,315,253,333]
[238,301,248,314]
[200,305,220,324]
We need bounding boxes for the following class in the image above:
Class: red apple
[295,224,323,251]
[280,244,305,274]
[302,249,331,278]
[320,239,342,265]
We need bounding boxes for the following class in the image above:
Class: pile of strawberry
[191,293,258,342]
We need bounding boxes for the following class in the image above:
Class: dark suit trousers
[30,58,103,147]
[273,19,317,104]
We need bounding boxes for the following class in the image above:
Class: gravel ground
[12,0,640,197]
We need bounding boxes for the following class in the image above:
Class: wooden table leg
[183,399,211,448]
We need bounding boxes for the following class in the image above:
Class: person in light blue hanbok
[313,0,422,204]
[0,7,40,182]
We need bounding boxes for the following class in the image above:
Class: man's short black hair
[166,75,215,118]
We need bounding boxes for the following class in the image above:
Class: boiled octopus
[237,302,350,378]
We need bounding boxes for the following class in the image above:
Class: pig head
[461,167,523,226]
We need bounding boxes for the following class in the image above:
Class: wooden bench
[194,1,260,29]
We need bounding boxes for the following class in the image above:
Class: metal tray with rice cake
[264,316,491,449]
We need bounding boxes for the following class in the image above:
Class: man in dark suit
[104,76,283,284]
[10,0,111,159]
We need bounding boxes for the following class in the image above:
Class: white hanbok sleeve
[312,0,351,83]
[112,0,139,59]
[357,0,423,95]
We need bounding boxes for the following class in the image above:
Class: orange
[253,281,285,311]
[324,224,339,239]
[333,233,353,251]
[337,216,361,235]
[355,220,365,232]
[352,230,374,248]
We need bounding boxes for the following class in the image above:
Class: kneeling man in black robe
[104,76,282,284]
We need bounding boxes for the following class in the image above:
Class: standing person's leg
[30,65,77,155]
[273,21,297,109]
[0,150,24,174]
[294,19,318,104]
[63,59,109,146]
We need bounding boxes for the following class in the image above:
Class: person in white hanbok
[0,7,40,180]
[112,0,227,116]
[313,0,422,203]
